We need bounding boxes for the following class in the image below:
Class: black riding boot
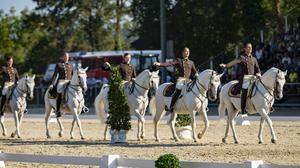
[56,94,62,118]
[170,89,181,113]
[241,89,248,115]
[0,95,6,116]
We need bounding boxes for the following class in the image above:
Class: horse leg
[45,106,52,138]
[140,106,147,140]
[153,103,165,142]
[258,116,265,144]
[222,115,230,143]
[134,110,145,141]
[104,124,108,140]
[137,119,142,141]
[259,108,277,143]
[12,110,21,138]
[229,108,239,144]
[191,110,198,142]
[169,112,179,142]
[57,116,64,138]
[13,112,24,137]
[70,118,76,139]
[73,109,85,140]
[0,115,6,136]
[198,109,210,140]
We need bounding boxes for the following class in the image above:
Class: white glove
[49,84,54,89]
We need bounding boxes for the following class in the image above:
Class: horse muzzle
[275,92,283,100]
[28,95,34,100]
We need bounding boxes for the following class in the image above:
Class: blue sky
[0,0,36,14]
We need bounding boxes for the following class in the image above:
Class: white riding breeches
[57,80,70,93]
[2,82,14,95]
[242,75,256,89]
[176,77,189,90]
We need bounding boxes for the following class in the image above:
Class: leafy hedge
[155,154,180,168]
[107,67,131,131]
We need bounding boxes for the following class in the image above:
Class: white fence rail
[0,152,298,168]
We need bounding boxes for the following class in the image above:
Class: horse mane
[136,69,150,79]
[263,67,279,77]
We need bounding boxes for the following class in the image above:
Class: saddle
[228,80,257,98]
[163,80,195,97]
[163,83,176,97]
[47,82,70,103]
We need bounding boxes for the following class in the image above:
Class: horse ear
[218,72,224,78]
[284,70,287,76]
[84,67,89,71]
[32,74,36,79]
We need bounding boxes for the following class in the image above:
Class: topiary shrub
[155,153,181,168]
[175,114,192,127]
[107,67,131,131]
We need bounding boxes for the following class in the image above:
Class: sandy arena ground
[0,116,299,168]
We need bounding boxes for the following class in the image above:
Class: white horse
[219,67,287,144]
[45,67,88,139]
[151,70,223,142]
[0,75,35,138]
[94,69,160,141]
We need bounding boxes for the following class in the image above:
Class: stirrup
[81,106,89,114]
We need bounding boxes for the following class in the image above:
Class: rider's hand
[131,78,136,82]
[219,63,226,68]
[154,62,160,66]
[256,73,262,79]
[49,84,54,89]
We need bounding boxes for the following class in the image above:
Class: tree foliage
[107,67,131,131]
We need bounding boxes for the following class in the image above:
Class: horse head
[198,70,223,101]
[73,67,88,92]
[135,69,160,94]
[23,74,36,100]
[274,69,287,100]
[261,67,287,100]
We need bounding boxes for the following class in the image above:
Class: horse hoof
[58,132,63,137]
[2,132,6,136]
[271,139,277,144]
[81,137,85,140]
[234,141,239,144]
[141,135,145,139]
[222,138,227,143]
[11,133,15,138]
[47,135,51,139]
[70,136,74,139]
[174,138,180,142]
[155,139,161,142]
[197,133,203,139]
[258,141,263,144]
[193,139,198,143]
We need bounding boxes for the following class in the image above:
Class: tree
[107,67,131,131]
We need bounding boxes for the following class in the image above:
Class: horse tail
[218,88,226,119]
[94,85,108,124]
[149,95,156,117]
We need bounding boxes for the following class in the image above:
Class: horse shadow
[0,138,223,148]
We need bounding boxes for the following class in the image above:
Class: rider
[102,53,136,84]
[154,47,197,113]
[219,42,261,118]
[0,56,19,116]
[50,52,73,118]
